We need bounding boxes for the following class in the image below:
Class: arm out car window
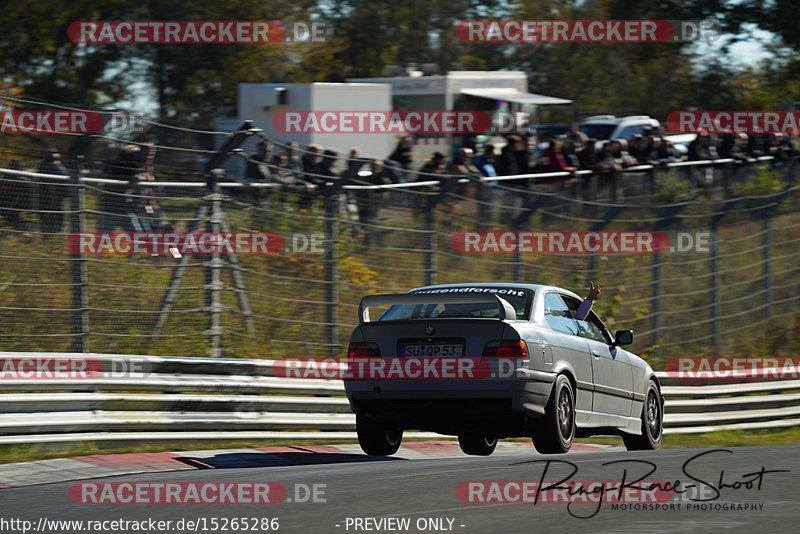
[544,293,579,335]
[562,295,612,343]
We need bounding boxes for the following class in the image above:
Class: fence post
[69,155,88,352]
[205,170,223,357]
[424,195,436,286]
[763,211,771,320]
[324,192,339,356]
[709,222,720,350]
[651,252,661,351]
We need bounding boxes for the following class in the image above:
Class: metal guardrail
[0,352,798,445]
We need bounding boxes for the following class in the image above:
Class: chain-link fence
[1,100,799,369]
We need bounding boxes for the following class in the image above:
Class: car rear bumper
[344,370,557,434]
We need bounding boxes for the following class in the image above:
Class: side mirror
[613,329,634,347]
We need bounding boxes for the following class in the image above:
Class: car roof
[409,282,582,301]
[580,115,657,125]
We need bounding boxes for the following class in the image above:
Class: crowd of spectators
[2,127,798,237]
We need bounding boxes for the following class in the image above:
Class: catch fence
[1,100,799,368]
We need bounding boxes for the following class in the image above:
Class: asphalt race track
[1,443,797,534]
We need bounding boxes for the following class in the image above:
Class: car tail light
[347,341,382,358]
[483,340,529,358]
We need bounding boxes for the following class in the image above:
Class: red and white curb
[0,441,616,488]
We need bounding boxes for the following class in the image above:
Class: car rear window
[378,287,533,321]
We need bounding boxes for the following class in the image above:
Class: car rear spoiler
[358,293,517,324]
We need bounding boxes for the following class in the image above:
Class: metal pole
[710,224,719,350]
[424,197,436,287]
[763,211,772,320]
[325,193,338,356]
[69,155,88,352]
[651,252,661,351]
[206,171,223,357]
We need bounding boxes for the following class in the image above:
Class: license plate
[401,344,463,357]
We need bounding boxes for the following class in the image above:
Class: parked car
[344,283,664,456]
[580,114,691,155]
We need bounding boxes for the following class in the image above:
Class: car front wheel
[458,434,498,456]
[531,374,575,454]
[356,415,403,456]
[623,380,663,451]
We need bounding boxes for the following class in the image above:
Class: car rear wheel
[356,415,403,456]
[531,374,575,454]
[458,434,498,456]
[623,380,663,451]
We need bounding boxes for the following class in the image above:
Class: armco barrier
[0,352,798,445]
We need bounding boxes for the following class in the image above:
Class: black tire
[623,380,663,451]
[458,434,498,456]
[531,374,575,454]
[356,415,403,456]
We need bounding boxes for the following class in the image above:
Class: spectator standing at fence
[317,149,340,189]
[495,136,519,177]
[612,139,639,168]
[354,158,390,247]
[37,148,67,235]
[296,143,322,212]
[341,148,366,219]
[341,148,365,183]
[596,141,623,173]
[628,134,650,165]
[414,152,445,212]
[131,143,171,232]
[578,139,599,170]
[537,139,577,183]
[419,152,446,176]
[718,133,755,163]
[513,135,532,178]
[246,140,272,183]
[283,141,304,185]
[566,122,589,145]
[389,136,414,205]
[389,135,414,171]
[102,144,145,231]
[244,140,272,210]
[474,144,499,224]
[688,132,719,187]
[474,144,497,179]
[561,139,582,169]
[0,160,30,231]
[688,132,718,161]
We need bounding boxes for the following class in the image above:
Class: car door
[562,295,634,418]
[542,292,593,413]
